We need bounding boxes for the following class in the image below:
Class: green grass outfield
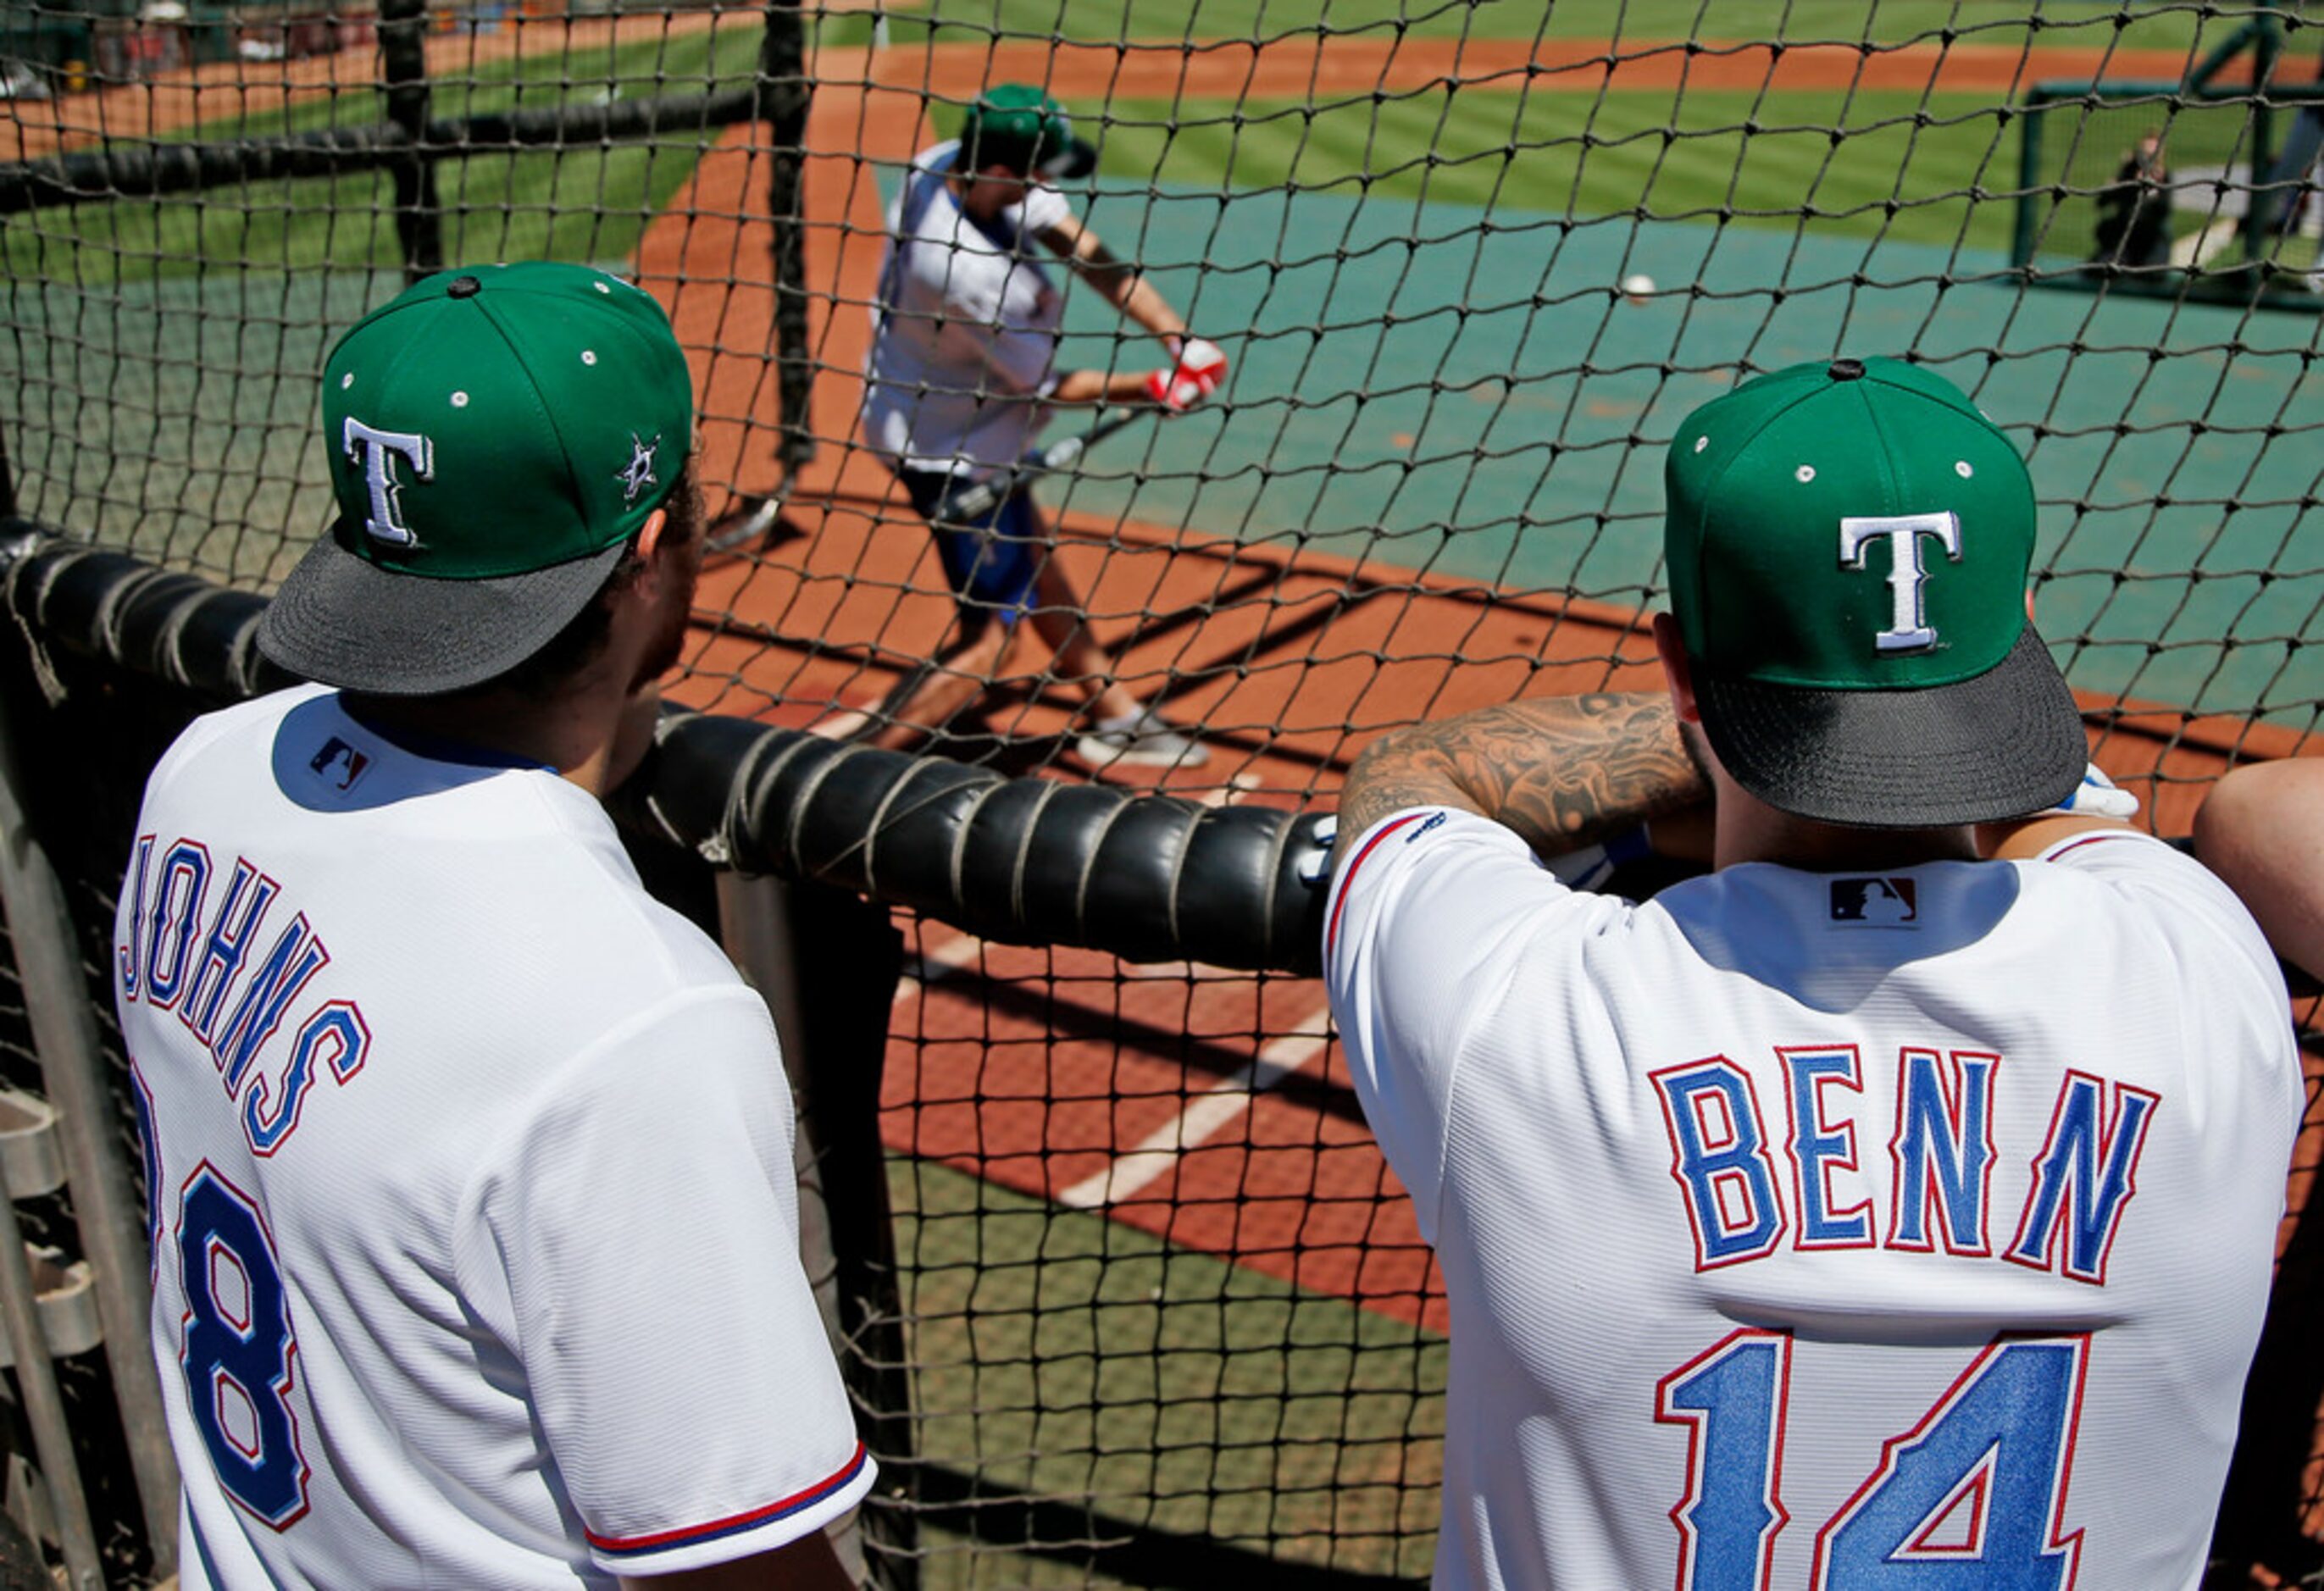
[857,0,2316,53]
[0,18,763,286]
[894,1156,1445,1588]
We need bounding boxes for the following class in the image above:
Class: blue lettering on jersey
[1889,1049,1999,1256]
[179,860,280,1048]
[214,918,328,1096]
[2007,1072,2160,1285]
[118,834,153,1001]
[142,840,212,1009]
[243,1003,368,1156]
[1780,1045,1873,1249]
[1652,1059,1787,1269]
[1654,1049,2159,1286]
[119,836,365,1155]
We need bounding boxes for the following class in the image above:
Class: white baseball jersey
[115,685,874,1588]
[1326,808,2301,1590]
[860,138,1074,476]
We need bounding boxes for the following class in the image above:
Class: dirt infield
[865,34,2303,103]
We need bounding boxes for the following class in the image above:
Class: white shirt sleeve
[468,986,873,1577]
[1323,807,1627,1239]
[2031,828,2305,1124]
[1007,180,1073,237]
[2033,829,2285,989]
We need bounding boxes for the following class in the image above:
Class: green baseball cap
[1663,357,2086,828]
[259,261,694,696]
[958,83,1096,180]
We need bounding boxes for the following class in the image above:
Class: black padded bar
[0,535,1334,973]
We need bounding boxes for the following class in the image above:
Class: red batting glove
[1144,336,1229,412]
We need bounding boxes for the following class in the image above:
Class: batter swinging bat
[930,406,1146,524]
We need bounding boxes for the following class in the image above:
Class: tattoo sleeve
[1336,693,1709,860]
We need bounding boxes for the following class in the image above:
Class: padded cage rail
[0,530,1334,973]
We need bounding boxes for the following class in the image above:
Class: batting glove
[1145,336,1228,412]
[2045,762,2142,820]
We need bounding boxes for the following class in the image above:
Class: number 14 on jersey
[1656,1332,2086,1588]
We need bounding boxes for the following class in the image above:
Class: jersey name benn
[1650,1045,2158,1284]
[117,833,368,1156]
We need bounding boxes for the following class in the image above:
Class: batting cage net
[2,0,2322,1586]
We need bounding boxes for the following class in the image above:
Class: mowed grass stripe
[879,0,2283,54]
[1101,88,2057,252]
[3,22,765,285]
[894,1156,1446,1585]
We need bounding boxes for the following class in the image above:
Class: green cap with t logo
[1662,357,2086,827]
[259,261,694,695]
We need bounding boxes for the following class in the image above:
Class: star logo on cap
[617,433,661,506]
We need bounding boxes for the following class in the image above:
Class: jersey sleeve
[1008,181,1073,236]
[2033,828,2305,1123]
[1323,807,1625,1239]
[467,986,873,1578]
[2035,829,2284,986]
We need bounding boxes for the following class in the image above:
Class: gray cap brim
[259,519,625,696]
[1694,626,2088,829]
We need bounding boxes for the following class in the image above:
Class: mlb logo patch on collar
[308,735,371,793]
[1829,876,1917,925]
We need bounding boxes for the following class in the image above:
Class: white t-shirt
[1326,808,2301,1590]
[860,139,1075,476]
[116,685,874,1588]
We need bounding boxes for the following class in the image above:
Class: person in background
[824,83,1223,769]
[2091,125,2173,269]
[2197,757,2324,981]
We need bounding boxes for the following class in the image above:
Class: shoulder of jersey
[153,684,324,783]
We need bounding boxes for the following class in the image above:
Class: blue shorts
[897,468,1041,627]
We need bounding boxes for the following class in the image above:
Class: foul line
[1055,1001,1336,1210]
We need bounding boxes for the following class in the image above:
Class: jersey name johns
[119,827,360,1160]
[1326,807,2300,1591]
[118,686,872,1589]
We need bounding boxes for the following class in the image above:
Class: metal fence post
[758,0,814,470]
[717,873,917,1588]
[0,678,178,1576]
[378,0,443,280]
[0,1189,103,1590]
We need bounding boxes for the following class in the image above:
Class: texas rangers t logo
[1839,511,1961,652]
[342,419,433,548]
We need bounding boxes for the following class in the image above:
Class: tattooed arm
[1337,693,1711,861]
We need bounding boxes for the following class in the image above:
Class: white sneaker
[1073,708,1209,769]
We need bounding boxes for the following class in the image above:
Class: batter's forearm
[1045,219,1188,348]
[1338,694,1709,858]
[1103,269,1188,347]
[1050,367,1158,406]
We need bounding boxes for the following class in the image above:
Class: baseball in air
[1620,273,1656,302]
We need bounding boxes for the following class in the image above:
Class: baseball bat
[930,406,1146,525]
